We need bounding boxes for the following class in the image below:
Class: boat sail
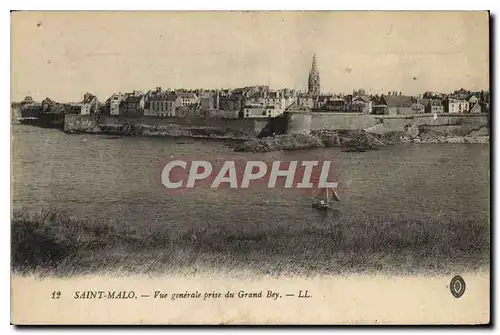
[312,187,340,210]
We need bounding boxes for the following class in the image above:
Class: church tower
[308,54,320,96]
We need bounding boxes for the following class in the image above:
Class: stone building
[176,92,199,107]
[297,93,315,109]
[199,93,215,111]
[381,94,414,115]
[120,94,145,117]
[442,98,470,114]
[410,102,425,114]
[80,93,99,115]
[149,93,177,117]
[426,99,444,114]
[108,93,125,116]
[351,95,372,114]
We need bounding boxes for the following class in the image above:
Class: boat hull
[312,203,330,210]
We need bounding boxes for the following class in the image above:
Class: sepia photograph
[10,10,491,325]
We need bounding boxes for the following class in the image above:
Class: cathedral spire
[308,54,320,96]
[312,54,317,72]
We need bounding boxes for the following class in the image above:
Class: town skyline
[11,11,489,102]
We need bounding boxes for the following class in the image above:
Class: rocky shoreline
[65,121,254,141]
[64,122,489,153]
[412,124,490,144]
[235,128,489,153]
[55,114,491,152]
[235,130,392,153]
[412,135,489,144]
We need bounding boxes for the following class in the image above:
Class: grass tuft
[11,209,490,277]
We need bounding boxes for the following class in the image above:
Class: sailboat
[312,187,340,210]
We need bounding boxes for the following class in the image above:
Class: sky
[11,11,490,102]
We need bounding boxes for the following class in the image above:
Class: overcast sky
[11,11,489,102]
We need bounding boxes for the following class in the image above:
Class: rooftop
[383,95,413,107]
[124,95,144,103]
[353,95,371,103]
[176,92,198,99]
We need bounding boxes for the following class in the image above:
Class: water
[12,125,490,235]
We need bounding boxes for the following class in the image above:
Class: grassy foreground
[11,209,489,277]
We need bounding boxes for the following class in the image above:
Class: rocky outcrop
[371,123,491,144]
[412,136,489,144]
[235,130,388,153]
[234,124,491,153]
[64,115,101,133]
[235,133,324,152]
[61,114,490,149]
[98,122,254,140]
[314,130,386,152]
[371,131,410,144]
[415,124,489,142]
[64,115,257,140]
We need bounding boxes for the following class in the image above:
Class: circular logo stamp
[450,275,466,298]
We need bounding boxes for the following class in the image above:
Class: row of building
[297,89,489,116]
[292,55,490,115]
[17,86,300,119]
[16,86,490,121]
[16,56,490,119]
